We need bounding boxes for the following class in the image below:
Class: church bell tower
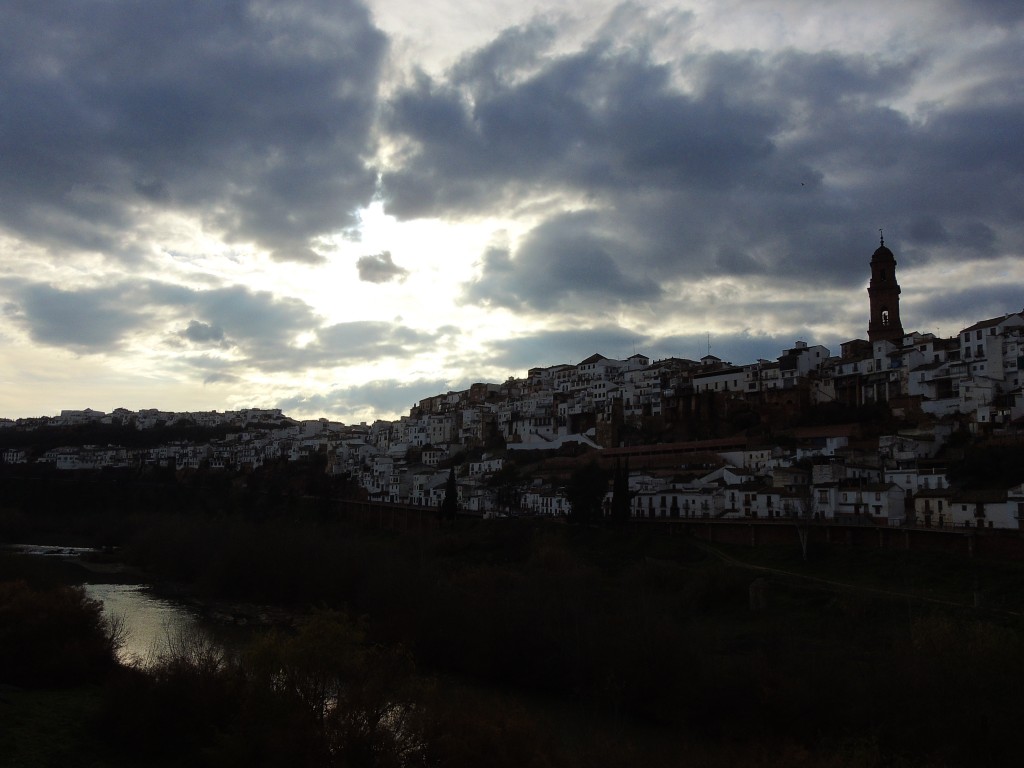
[867,233,904,344]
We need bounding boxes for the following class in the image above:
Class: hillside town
[2,240,1023,529]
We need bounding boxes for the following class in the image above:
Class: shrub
[0,579,123,687]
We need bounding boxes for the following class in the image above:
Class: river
[4,543,254,667]
[82,581,203,666]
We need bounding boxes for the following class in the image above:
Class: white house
[832,482,906,525]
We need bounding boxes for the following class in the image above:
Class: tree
[566,460,608,524]
[441,465,459,521]
[610,458,631,523]
[789,485,815,561]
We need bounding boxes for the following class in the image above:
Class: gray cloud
[463,212,662,311]
[1,279,455,374]
[910,283,1024,334]
[384,7,1024,314]
[949,0,1024,24]
[356,252,410,283]
[277,378,455,420]
[202,373,242,386]
[647,331,827,368]
[0,0,386,263]
[2,283,142,351]
[483,326,650,371]
[306,321,452,365]
[181,320,227,345]
[481,325,835,376]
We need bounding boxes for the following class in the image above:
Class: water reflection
[83,583,200,667]
[8,544,99,557]
[5,543,257,668]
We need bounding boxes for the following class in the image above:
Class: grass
[0,686,119,768]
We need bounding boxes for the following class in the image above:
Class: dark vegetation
[4,483,1024,767]
[0,457,351,545]
[947,441,1024,489]
[0,579,123,688]
[2,428,1024,766]
[0,420,277,458]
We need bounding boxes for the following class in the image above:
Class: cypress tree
[441,465,458,521]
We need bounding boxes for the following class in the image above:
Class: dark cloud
[356,252,410,283]
[949,0,1024,25]
[186,286,317,367]
[181,320,227,345]
[307,321,452,365]
[2,283,141,351]
[480,325,836,377]
[1,278,454,374]
[910,283,1024,334]
[384,29,784,218]
[482,326,650,371]
[384,7,1024,313]
[277,378,454,420]
[0,0,386,262]
[463,212,662,311]
[907,216,950,246]
[647,331,831,369]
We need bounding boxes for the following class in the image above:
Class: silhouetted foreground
[3,510,1024,766]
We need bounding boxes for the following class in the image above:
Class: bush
[0,579,123,687]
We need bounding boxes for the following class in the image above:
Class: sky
[2,0,1023,423]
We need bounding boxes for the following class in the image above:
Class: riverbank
[6,510,1024,766]
[1,544,298,652]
